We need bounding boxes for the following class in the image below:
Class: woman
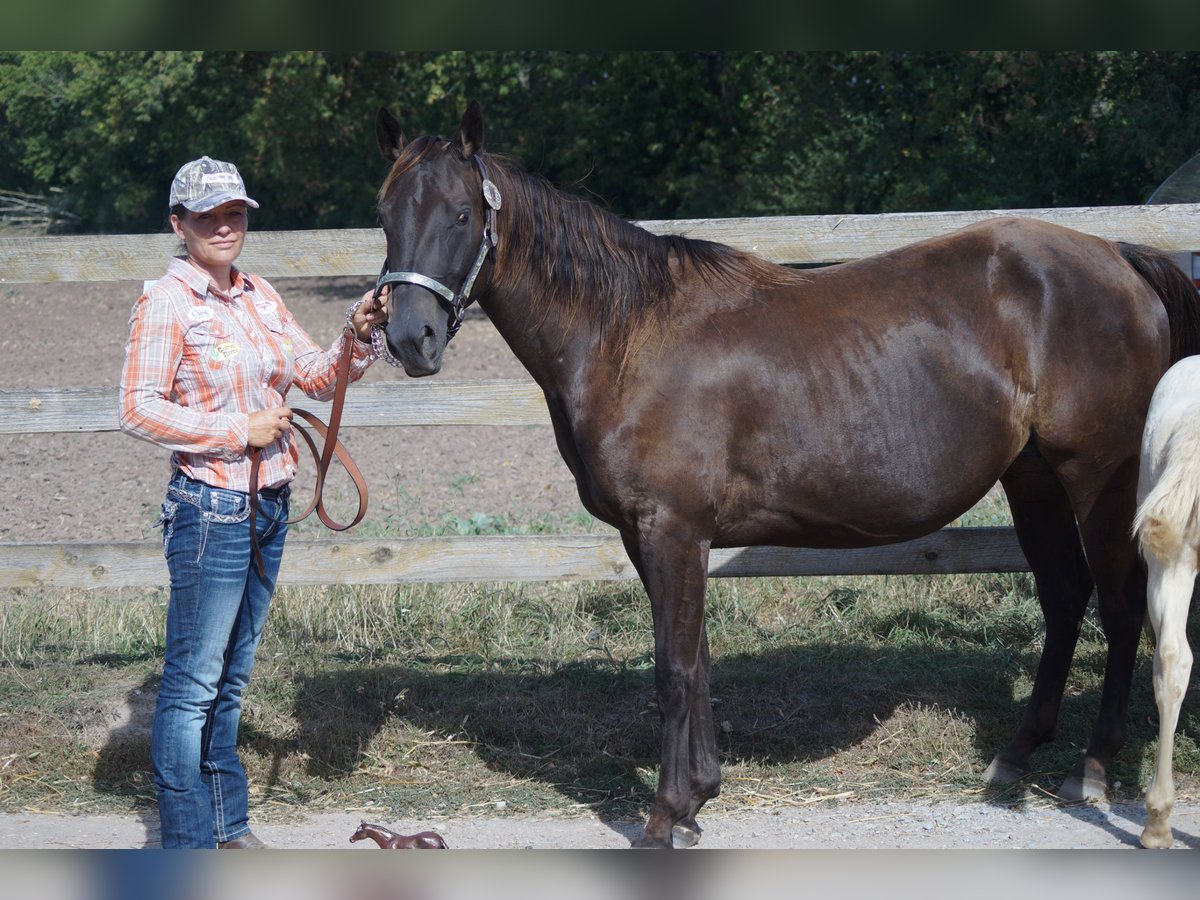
[120,156,388,849]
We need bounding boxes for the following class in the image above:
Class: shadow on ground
[87,604,1198,847]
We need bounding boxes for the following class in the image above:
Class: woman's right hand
[247,406,292,448]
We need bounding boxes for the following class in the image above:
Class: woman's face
[170,200,248,273]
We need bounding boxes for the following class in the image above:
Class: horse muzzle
[381,314,445,377]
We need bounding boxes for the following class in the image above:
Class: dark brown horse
[350,821,449,849]
[372,102,1200,848]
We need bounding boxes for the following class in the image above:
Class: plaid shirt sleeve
[119,285,250,459]
[281,298,377,400]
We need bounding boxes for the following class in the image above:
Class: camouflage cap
[169,156,260,213]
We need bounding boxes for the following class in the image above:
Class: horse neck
[355,823,396,846]
[479,171,635,392]
[477,285,602,395]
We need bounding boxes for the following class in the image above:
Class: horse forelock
[377,135,453,205]
[484,153,802,342]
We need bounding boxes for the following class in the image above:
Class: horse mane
[486,152,804,342]
[380,136,803,347]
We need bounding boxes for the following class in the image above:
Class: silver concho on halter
[483,179,502,212]
[371,158,502,368]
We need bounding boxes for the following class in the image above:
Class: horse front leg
[1140,555,1195,849]
[622,524,716,849]
[670,620,721,849]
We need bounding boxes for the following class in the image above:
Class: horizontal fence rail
[0,528,1028,589]
[0,381,550,434]
[2,204,1198,283]
[4,203,1198,590]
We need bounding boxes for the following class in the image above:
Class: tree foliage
[1,51,1197,233]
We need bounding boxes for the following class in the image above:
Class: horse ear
[376,107,407,162]
[455,101,484,159]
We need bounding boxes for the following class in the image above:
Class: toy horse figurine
[350,821,449,849]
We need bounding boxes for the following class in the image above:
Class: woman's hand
[247,406,292,448]
[349,287,389,343]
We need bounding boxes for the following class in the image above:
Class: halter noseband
[372,155,501,366]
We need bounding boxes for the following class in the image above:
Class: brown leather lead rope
[247,325,369,578]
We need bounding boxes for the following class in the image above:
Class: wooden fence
[3,203,1199,590]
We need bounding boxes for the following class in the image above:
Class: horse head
[374,101,497,377]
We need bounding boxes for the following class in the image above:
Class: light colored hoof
[1139,821,1174,849]
[1057,775,1106,802]
[982,757,1024,785]
[671,822,701,849]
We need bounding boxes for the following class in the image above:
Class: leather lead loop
[248,327,368,579]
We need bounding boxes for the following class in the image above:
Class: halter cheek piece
[372,155,501,366]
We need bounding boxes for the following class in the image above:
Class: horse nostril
[417,324,440,362]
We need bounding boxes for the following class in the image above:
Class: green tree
[768,51,1200,215]
[0,52,208,231]
[2,51,1198,233]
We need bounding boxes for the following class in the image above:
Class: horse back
[564,217,1173,544]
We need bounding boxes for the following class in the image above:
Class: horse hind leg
[1053,452,1148,802]
[1139,552,1195,848]
[984,452,1094,786]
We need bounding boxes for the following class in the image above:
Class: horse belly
[705,354,1028,548]
[713,453,1009,550]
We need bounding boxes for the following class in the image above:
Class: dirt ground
[2,276,1198,851]
[2,798,1198,850]
[0,276,582,546]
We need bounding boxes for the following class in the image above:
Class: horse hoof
[982,757,1025,785]
[1139,823,1174,849]
[671,822,701,849]
[1057,775,1106,802]
[630,834,672,850]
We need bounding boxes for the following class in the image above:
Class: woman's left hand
[350,287,389,343]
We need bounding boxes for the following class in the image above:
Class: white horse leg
[1140,554,1196,850]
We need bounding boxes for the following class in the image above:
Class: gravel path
[2,798,1198,850]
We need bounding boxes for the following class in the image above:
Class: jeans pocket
[194,490,250,565]
[155,499,178,556]
[199,488,251,524]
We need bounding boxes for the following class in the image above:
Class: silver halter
[372,155,501,367]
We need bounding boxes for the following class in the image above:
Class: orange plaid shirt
[120,257,376,491]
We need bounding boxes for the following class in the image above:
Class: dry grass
[2,560,1197,826]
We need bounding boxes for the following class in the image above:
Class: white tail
[1134,415,1200,564]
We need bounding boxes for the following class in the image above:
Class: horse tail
[1119,243,1200,364]
[1134,417,1200,564]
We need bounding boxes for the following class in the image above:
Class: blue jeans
[151,470,289,849]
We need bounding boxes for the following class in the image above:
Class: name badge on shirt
[254,300,277,315]
[211,341,240,362]
[188,306,214,322]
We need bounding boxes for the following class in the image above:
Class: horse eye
[456,211,469,225]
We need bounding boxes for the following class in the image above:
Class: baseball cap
[169,156,260,213]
